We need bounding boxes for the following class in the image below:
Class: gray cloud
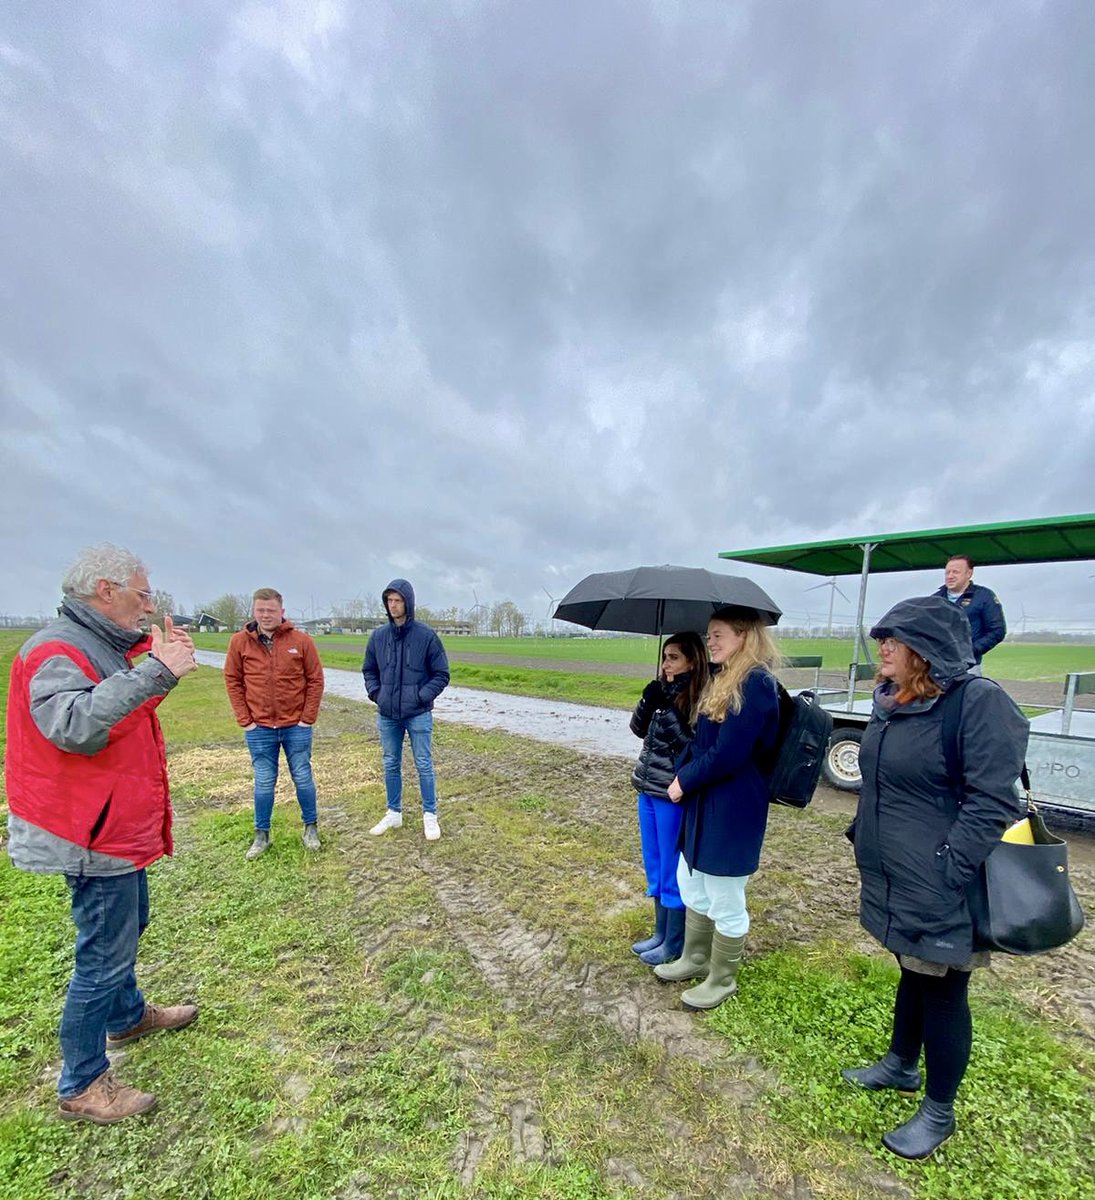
[2,1,1093,632]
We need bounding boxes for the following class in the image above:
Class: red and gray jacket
[5,599,180,876]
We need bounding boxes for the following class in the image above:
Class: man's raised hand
[150,623,198,678]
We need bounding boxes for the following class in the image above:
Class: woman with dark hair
[628,631,708,965]
[653,608,781,1009]
[844,595,1028,1160]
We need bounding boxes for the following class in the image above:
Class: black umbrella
[552,565,782,637]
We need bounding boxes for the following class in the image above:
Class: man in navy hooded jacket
[362,579,450,840]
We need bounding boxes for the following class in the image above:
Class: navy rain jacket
[853,596,1028,966]
[362,579,450,720]
[932,581,1006,663]
[675,668,780,877]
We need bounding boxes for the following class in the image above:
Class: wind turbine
[542,587,561,637]
[469,589,486,635]
[806,577,849,638]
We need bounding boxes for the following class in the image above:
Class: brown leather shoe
[59,1069,158,1124]
[107,1001,199,1047]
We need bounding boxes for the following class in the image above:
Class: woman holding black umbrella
[653,607,781,1010]
[628,631,709,965]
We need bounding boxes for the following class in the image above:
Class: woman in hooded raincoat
[845,595,1028,1160]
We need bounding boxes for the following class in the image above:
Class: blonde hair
[698,615,780,721]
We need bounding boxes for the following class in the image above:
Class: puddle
[195,651,636,759]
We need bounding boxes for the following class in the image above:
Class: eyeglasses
[109,582,155,603]
[876,637,902,652]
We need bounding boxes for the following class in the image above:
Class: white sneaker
[423,812,441,841]
[369,810,403,835]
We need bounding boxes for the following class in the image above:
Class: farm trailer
[721,513,1095,832]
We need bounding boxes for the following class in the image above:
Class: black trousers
[888,964,972,1104]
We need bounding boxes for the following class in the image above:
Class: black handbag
[967,788,1086,956]
[941,683,1086,956]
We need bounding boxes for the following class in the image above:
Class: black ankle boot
[841,1050,921,1095]
[882,1097,956,1159]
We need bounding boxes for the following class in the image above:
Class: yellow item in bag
[1001,816,1035,845]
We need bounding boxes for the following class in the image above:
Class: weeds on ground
[706,948,1095,1200]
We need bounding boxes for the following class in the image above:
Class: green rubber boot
[653,909,714,982]
[680,933,745,1010]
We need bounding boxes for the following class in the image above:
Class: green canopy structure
[718,513,1095,576]
[719,513,1095,682]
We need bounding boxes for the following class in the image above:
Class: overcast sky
[3,1,1093,634]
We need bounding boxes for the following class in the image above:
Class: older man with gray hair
[5,544,199,1124]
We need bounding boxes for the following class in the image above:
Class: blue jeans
[377,712,437,814]
[637,792,684,909]
[59,870,148,1097]
[244,724,318,829]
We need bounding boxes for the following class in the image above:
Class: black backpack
[760,683,834,808]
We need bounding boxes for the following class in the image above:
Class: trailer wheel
[823,728,863,791]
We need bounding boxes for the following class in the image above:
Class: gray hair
[61,544,148,598]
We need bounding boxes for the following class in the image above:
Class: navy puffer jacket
[853,596,1028,966]
[362,579,450,720]
[630,675,695,798]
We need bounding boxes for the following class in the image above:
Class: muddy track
[198,713,1093,1198]
[309,751,915,1198]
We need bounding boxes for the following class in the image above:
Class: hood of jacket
[869,595,974,688]
[60,597,150,656]
[244,617,296,638]
[383,578,415,625]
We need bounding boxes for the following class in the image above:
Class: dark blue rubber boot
[631,900,666,956]
[640,906,685,965]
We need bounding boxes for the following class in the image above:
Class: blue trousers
[637,792,684,909]
[245,724,318,828]
[377,712,437,814]
[59,870,148,1097]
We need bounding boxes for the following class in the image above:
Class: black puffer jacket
[853,596,1028,966]
[630,675,694,798]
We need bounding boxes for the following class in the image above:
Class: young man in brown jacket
[224,588,325,859]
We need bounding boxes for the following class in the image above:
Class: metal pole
[1062,673,1078,735]
[847,542,877,708]
[655,598,664,676]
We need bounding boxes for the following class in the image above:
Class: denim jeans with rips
[377,711,437,814]
[244,724,318,829]
[59,869,149,1097]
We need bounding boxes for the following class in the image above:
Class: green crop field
[189,630,1095,683]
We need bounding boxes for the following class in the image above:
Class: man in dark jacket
[932,554,1006,672]
[362,579,450,840]
[5,544,199,1124]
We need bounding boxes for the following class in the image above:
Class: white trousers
[676,857,751,937]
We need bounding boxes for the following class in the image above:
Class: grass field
[182,630,1095,712]
[190,631,1095,681]
[1,629,1094,1199]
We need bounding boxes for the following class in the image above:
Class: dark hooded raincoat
[362,579,450,721]
[853,596,1028,967]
